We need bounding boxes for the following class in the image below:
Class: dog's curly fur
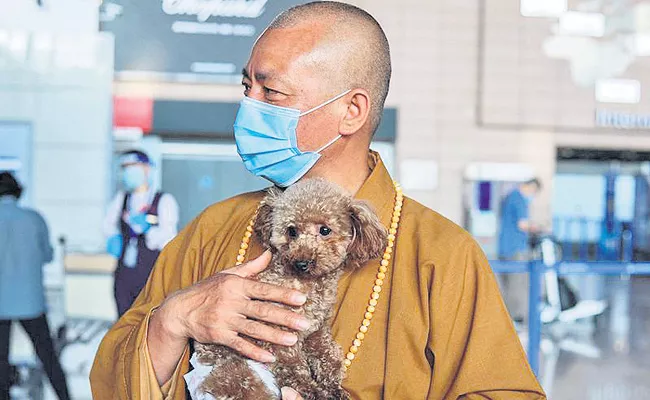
[194,178,387,400]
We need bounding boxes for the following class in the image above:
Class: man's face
[241,25,344,152]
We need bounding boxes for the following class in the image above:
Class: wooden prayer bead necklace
[235,181,404,371]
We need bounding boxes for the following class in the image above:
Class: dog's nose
[294,260,312,272]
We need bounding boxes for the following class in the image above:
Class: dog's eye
[319,226,332,236]
[287,226,298,238]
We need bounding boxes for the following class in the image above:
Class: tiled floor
[542,276,650,400]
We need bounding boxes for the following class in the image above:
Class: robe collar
[354,150,396,228]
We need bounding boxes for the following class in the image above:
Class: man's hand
[281,387,304,400]
[148,251,311,384]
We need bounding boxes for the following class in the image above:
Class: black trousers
[0,314,70,400]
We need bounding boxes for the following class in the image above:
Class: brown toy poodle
[194,178,387,400]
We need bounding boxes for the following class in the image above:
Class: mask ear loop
[301,89,351,154]
[299,89,352,116]
[316,134,342,153]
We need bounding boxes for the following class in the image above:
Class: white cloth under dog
[184,352,280,399]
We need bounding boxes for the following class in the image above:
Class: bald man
[90,2,546,399]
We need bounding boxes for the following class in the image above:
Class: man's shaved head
[266,1,391,132]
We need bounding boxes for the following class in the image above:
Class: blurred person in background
[103,150,179,317]
[0,172,71,400]
[498,177,542,322]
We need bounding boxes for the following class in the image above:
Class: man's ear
[254,187,281,247]
[347,199,387,269]
[339,89,370,137]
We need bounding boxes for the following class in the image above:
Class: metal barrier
[552,217,637,262]
[489,259,650,376]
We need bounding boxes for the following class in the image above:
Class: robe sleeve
[90,215,205,399]
[138,308,190,399]
[428,237,546,399]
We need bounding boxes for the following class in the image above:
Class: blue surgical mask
[122,165,147,191]
[233,90,351,187]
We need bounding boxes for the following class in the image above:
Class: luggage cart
[55,237,116,399]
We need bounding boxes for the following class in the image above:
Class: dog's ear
[254,187,281,247]
[347,200,387,269]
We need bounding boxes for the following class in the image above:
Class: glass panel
[162,156,268,230]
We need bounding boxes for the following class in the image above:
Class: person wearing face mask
[497,178,543,323]
[102,150,179,317]
[91,3,545,399]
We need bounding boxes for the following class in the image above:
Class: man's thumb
[229,250,272,277]
[281,387,302,400]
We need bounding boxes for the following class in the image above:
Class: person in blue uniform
[0,172,71,400]
[498,178,542,321]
